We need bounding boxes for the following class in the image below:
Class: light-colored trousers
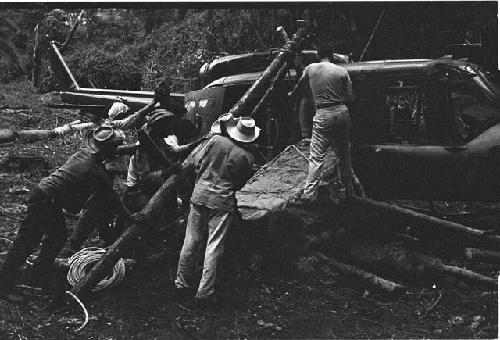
[175,203,233,299]
[302,105,355,200]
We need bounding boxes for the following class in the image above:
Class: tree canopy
[0,4,496,91]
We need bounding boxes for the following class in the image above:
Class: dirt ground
[0,84,497,339]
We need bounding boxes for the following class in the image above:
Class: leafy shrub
[66,44,143,90]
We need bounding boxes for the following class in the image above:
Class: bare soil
[0,85,497,339]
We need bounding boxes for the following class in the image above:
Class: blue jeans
[303,105,354,200]
[175,203,234,299]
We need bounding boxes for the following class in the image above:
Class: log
[440,264,496,288]
[70,174,180,297]
[349,242,497,290]
[0,121,95,143]
[312,251,406,293]
[465,247,500,264]
[228,24,309,118]
[351,196,500,245]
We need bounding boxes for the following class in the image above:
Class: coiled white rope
[67,247,126,292]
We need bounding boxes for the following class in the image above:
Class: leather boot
[0,246,28,303]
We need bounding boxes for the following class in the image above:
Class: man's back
[305,61,353,107]
[190,135,254,212]
[37,148,112,212]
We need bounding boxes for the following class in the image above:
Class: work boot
[192,294,219,311]
[0,244,30,303]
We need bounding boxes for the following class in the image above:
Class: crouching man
[0,126,143,303]
[175,116,259,308]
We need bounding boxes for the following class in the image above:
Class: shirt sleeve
[111,112,144,130]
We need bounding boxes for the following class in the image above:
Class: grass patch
[0,79,45,109]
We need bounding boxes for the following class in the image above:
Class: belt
[316,102,345,109]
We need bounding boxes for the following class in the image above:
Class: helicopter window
[382,79,423,144]
[449,76,500,141]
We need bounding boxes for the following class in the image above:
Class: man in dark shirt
[0,126,141,303]
[175,116,258,307]
[290,45,361,202]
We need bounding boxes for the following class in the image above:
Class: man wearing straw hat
[0,126,143,303]
[175,116,259,308]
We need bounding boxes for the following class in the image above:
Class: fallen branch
[465,247,500,264]
[312,251,406,293]
[0,121,95,143]
[352,197,500,245]
[350,243,497,290]
[440,264,497,288]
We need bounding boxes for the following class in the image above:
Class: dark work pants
[68,193,117,250]
[0,187,66,289]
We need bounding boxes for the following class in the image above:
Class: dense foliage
[0,4,496,92]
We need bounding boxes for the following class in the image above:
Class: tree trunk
[0,121,95,144]
[228,25,309,118]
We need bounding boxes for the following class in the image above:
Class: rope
[66,291,89,332]
[66,247,126,292]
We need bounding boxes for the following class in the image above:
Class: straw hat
[210,113,235,134]
[86,125,124,153]
[226,116,260,143]
[108,102,129,120]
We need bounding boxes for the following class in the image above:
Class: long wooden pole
[70,174,180,296]
[228,25,309,118]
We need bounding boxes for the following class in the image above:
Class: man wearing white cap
[175,116,259,307]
